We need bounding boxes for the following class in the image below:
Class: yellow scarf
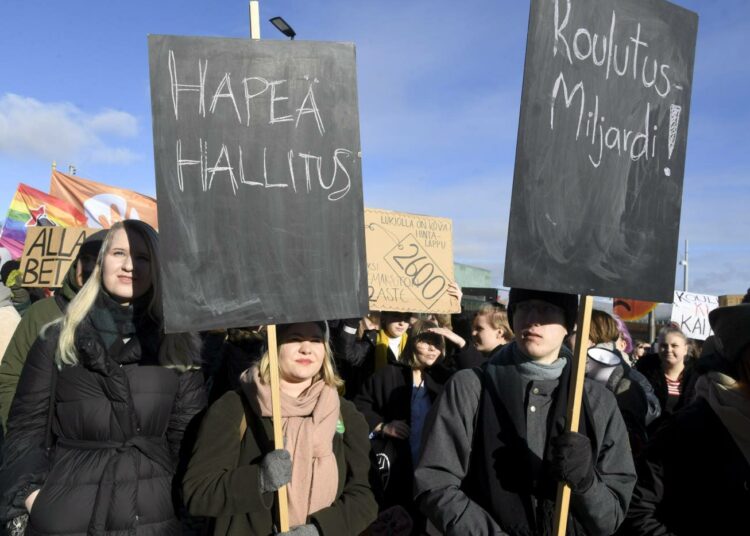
[375,329,408,370]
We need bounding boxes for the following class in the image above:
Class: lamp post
[249,1,260,39]
[270,16,296,39]
[679,240,688,292]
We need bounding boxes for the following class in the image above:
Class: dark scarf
[76,291,160,375]
[88,291,138,349]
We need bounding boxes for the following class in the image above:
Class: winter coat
[182,389,378,535]
[453,343,504,370]
[353,361,452,511]
[334,328,410,400]
[626,397,750,535]
[0,318,206,535]
[0,284,20,464]
[414,343,636,536]
[354,361,452,431]
[0,285,21,364]
[0,271,77,430]
[635,353,695,432]
[588,343,661,459]
[601,364,653,459]
[333,327,378,399]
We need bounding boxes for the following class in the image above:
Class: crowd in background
[0,221,748,535]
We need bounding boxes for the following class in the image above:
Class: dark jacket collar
[74,306,160,376]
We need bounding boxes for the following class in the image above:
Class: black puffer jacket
[1,318,205,535]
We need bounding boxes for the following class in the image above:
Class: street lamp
[679,240,689,292]
[269,16,296,39]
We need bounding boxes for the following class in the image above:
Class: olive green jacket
[183,390,378,536]
[0,269,77,430]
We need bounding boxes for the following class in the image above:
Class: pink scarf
[241,366,340,526]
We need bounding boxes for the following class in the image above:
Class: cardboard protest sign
[670,291,718,340]
[365,208,459,314]
[148,36,367,332]
[20,227,96,287]
[504,0,698,302]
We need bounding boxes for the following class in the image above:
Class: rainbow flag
[0,183,86,259]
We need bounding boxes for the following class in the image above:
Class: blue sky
[0,0,748,299]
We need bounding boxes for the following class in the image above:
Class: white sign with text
[670,291,718,340]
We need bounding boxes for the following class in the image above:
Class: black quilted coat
[1,316,205,535]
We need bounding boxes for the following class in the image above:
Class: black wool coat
[353,362,452,432]
[332,328,379,400]
[1,319,206,535]
[353,361,452,510]
[635,353,694,432]
[626,397,750,535]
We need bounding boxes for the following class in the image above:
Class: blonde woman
[0,220,205,535]
[454,302,514,370]
[636,326,696,432]
[183,321,378,535]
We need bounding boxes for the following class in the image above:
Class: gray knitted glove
[278,524,320,536]
[259,449,292,493]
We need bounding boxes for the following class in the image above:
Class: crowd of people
[0,220,748,535]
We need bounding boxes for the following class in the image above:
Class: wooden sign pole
[552,294,593,536]
[266,325,290,531]
[249,2,289,531]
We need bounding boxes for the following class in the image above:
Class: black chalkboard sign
[148,35,367,333]
[504,0,698,302]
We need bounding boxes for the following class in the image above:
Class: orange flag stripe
[613,298,658,322]
[50,170,158,230]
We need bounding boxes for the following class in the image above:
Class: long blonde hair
[53,220,199,371]
[258,339,343,389]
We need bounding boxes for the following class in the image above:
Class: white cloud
[87,109,138,137]
[0,93,139,164]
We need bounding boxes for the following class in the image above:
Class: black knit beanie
[507,288,578,333]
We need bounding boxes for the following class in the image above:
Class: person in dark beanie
[627,303,750,535]
[183,321,377,535]
[0,230,107,431]
[414,288,636,535]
